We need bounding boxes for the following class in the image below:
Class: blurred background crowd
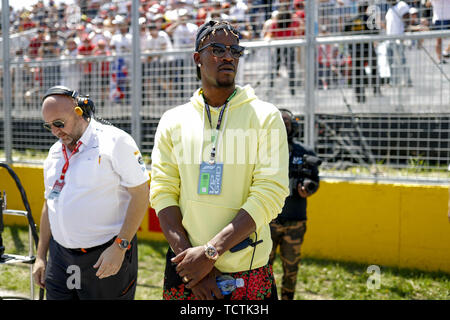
[1,0,448,108]
[0,0,448,180]
[4,0,443,60]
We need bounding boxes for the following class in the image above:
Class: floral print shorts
[163,247,278,300]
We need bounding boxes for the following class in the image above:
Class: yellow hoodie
[150,85,289,272]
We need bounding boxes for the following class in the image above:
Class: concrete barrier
[1,165,449,273]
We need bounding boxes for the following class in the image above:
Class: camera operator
[269,108,321,300]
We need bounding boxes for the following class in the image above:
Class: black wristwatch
[115,238,131,250]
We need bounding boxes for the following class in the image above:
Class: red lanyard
[60,141,82,181]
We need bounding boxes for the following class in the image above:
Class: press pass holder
[198,162,223,195]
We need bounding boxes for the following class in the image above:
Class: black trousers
[45,235,138,300]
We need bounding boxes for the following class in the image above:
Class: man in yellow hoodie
[150,20,289,300]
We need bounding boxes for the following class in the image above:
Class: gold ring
[183,276,189,283]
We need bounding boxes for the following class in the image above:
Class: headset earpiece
[74,106,84,116]
[76,96,95,119]
[42,86,95,120]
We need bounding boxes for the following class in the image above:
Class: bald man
[33,86,149,300]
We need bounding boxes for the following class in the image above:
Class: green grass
[1,226,449,300]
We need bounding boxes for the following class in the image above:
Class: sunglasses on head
[43,120,65,131]
[197,42,245,59]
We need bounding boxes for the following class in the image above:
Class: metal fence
[1,0,449,183]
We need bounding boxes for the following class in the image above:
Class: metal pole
[28,224,34,300]
[2,0,12,163]
[304,0,317,148]
[131,0,142,147]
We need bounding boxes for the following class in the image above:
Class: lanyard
[203,89,236,164]
[60,141,82,181]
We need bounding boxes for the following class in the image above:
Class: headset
[42,86,95,120]
[279,108,300,140]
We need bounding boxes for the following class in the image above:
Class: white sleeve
[111,133,150,187]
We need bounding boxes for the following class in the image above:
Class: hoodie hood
[190,85,258,113]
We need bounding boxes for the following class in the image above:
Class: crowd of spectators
[7,0,439,58]
[3,0,448,106]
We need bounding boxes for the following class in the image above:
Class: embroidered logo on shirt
[134,150,146,171]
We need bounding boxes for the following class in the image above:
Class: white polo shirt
[43,119,149,249]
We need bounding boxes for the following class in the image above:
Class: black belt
[67,237,117,254]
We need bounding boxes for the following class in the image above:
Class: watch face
[206,246,217,258]
[119,239,129,249]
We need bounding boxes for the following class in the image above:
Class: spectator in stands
[146,21,174,104]
[385,0,413,87]
[73,25,87,46]
[229,0,249,22]
[426,0,450,64]
[407,7,430,36]
[110,18,132,104]
[247,0,267,38]
[196,0,213,26]
[166,9,198,100]
[56,2,67,23]
[318,0,338,33]
[46,28,62,56]
[89,17,112,47]
[336,0,358,32]
[110,18,132,55]
[103,19,116,39]
[230,16,253,85]
[152,13,167,31]
[230,17,253,40]
[344,0,382,103]
[317,25,341,91]
[86,0,101,19]
[34,0,48,26]
[293,0,306,36]
[93,39,111,106]
[38,29,61,90]
[28,29,46,59]
[293,0,307,78]
[140,17,151,53]
[266,0,301,96]
[140,16,153,105]
[78,34,95,94]
[19,12,36,32]
[205,0,230,22]
[261,0,275,20]
[61,37,81,91]
[262,10,278,39]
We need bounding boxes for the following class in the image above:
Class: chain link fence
[1,0,449,183]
